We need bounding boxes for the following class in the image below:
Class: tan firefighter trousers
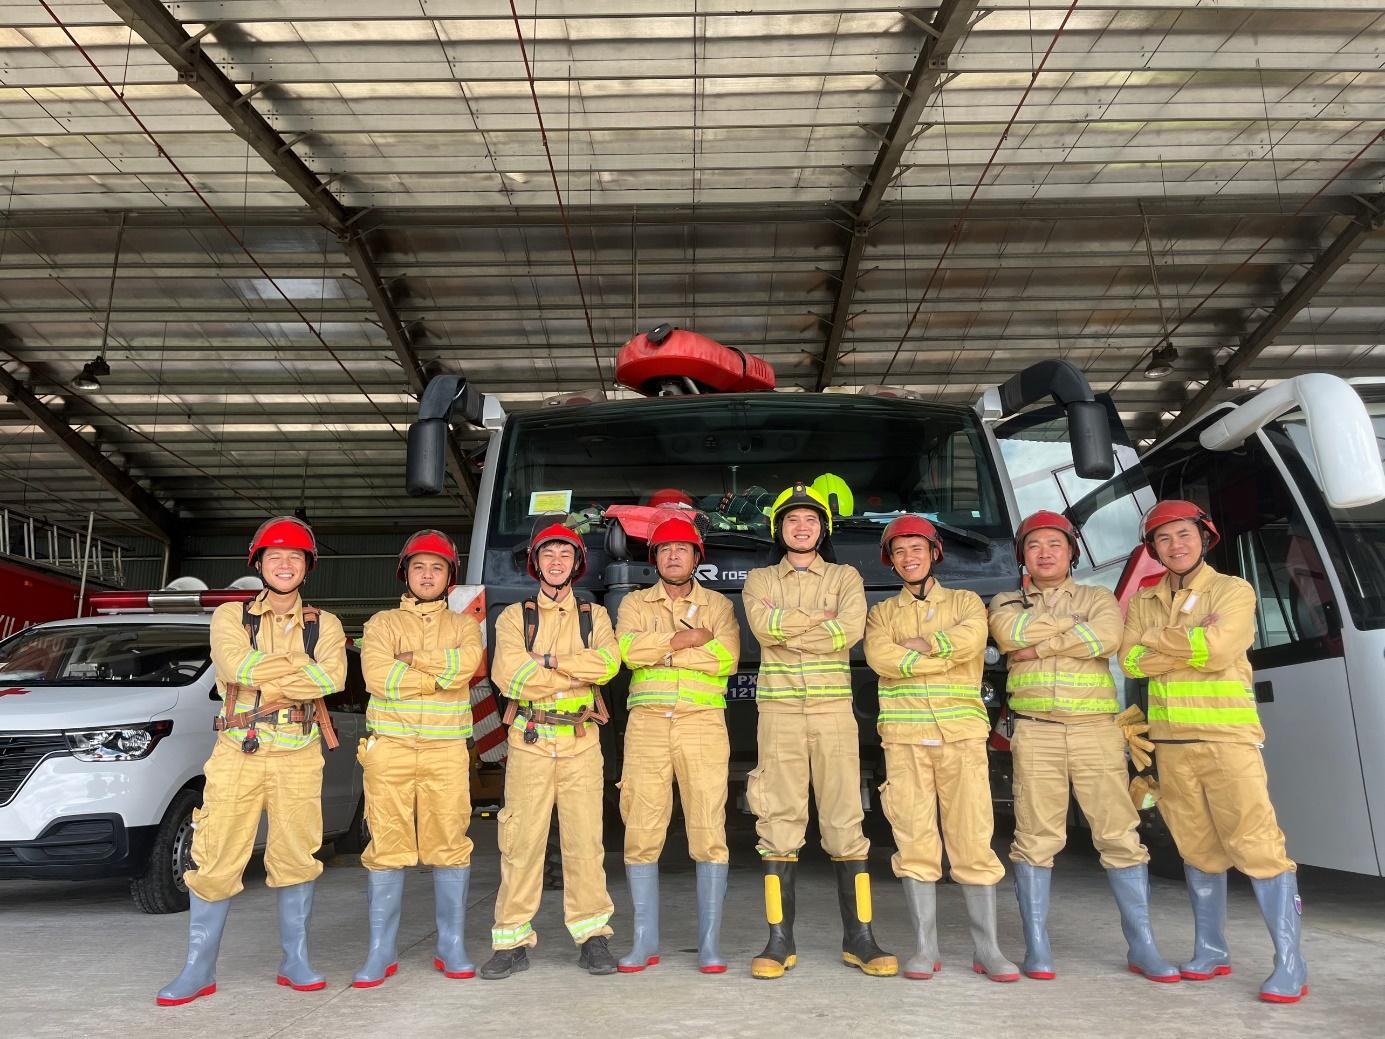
[620,706,730,864]
[359,734,473,871]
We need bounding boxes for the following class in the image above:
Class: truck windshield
[491,394,1007,540]
[1271,384,1385,631]
[0,624,211,686]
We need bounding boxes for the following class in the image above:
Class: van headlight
[66,720,173,761]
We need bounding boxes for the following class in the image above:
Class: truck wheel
[333,796,370,855]
[131,787,201,914]
[1139,808,1184,881]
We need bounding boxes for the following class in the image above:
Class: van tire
[131,787,201,915]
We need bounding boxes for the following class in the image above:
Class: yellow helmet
[811,472,854,518]
[769,481,833,537]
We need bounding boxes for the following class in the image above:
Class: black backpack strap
[574,592,594,649]
[301,605,321,661]
[522,598,539,653]
[242,601,261,649]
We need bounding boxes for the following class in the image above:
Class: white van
[0,583,369,912]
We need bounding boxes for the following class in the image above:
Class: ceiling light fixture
[73,354,110,392]
[1145,341,1178,379]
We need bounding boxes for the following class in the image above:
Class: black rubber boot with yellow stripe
[835,859,899,977]
[750,858,797,979]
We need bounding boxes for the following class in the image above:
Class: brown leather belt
[215,685,340,750]
[502,693,610,738]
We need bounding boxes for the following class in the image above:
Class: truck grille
[0,733,70,806]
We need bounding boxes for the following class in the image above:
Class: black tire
[333,796,370,855]
[1139,808,1184,880]
[131,787,201,914]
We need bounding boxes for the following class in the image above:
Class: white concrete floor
[3,820,1382,1039]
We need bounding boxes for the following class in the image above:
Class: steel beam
[0,364,179,542]
[1163,197,1385,436]
[103,0,477,510]
[818,0,980,389]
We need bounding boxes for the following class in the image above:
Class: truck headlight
[66,720,174,761]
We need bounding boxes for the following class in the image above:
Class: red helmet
[647,487,694,509]
[1140,499,1220,551]
[248,516,317,570]
[527,522,588,582]
[397,529,461,582]
[647,515,705,564]
[1015,510,1081,567]
[880,514,943,567]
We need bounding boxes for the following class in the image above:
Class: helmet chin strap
[256,562,304,598]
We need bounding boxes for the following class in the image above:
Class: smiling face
[1023,528,1073,586]
[258,547,307,593]
[1150,518,1205,574]
[407,552,451,600]
[889,534,935,585]
[655,541,697,585]
[536,541,577,587]
[780,507,823,554]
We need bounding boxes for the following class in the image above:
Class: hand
[823,610,837,621]
[902,636,933,654]
[1070,613,1088,624]
[670,627,713,651]
[1010,646,1039,662]
[395,651,415,665]
[1200,613,1221,627]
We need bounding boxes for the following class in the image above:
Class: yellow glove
[1114,705,1155,772]
[1129,773,1159,811]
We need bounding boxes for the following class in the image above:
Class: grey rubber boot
[617,863,660,972]
[275,881,326,991]
[695,861,729,973]
[1107,865,1180,982]
[901,878,941,980]
[1180,866,1232,980]
[961,883,1020,982]
[352,869,404,988]
[157,894,231,1006]
[1013,862,1056,979]
[433,867,475,979]
[1250,872,1309,1004]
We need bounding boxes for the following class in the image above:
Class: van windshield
[0,624,211,686]
[1271,384,1385,630]
[490,393,1008,540]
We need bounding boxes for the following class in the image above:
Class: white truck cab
[0,581,369,912]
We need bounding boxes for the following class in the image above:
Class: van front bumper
[0,814,157,880]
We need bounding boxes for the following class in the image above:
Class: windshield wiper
[834,516,993,551]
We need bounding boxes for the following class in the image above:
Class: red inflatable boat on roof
[615,324,776,396]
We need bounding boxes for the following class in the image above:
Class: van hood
[0,684,182,731]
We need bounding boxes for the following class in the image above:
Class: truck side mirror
[1068,400,1115,480]
[406,418,448,497]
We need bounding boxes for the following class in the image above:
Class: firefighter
[864,515,1018,983]
[481,522,622,979]
[989,511,1179,982]
[615,514,740,974]
[157,517,346,1006]
[1120,500,1307,1004]
[742,482,896,980]
[352,530,485,987]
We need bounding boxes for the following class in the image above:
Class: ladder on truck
[0,507,126,587]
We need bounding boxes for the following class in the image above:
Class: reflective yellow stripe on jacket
[1119,564,1262,744]
[616,581,740,711]
[988,579,1122,722]
[864,582,988,743]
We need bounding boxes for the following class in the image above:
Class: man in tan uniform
[743,482,895,980]
[615,514,739,974]
[1121,499,1306,1004]
[990,511,1178,983]
[481,522,622,980]
[864,514,1017,983]
[158,517,346,1006]
[353,530,484,987]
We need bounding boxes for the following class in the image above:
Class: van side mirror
[1068,400,1115,480]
